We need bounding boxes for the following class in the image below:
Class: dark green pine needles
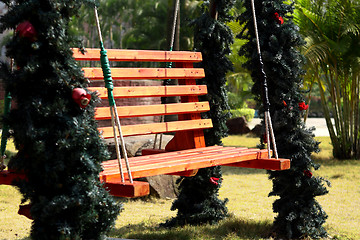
[238,0,329,239]
[165,0,235,227]
[0,0,120,239]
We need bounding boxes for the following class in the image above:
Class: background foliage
[295,0,360,160]
[70,0,202,51]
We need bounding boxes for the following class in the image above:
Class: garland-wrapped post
[0,0,120,239]
[164,0,234,227]
[238,0,329,238]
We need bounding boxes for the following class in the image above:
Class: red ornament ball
[209,177,220,185]
[303,170,313,178]
[15,21,37,42]
[274,12,284,25]
[298,102,309,111]
[72,88,91,108]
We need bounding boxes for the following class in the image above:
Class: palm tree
[295,0,360,159]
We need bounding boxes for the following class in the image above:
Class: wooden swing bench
[0,48,290,198]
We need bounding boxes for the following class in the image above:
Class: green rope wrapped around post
[99,42,115,107]
[0,91,11,170]
[94,7,133,183]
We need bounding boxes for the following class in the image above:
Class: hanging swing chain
[250,0,278,159]
[153,0,180,150]
[94,7,133,183]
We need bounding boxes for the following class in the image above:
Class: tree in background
[226,2,254,111]
[70,0,200,51]
[165,0,234,226]
[0,0,119,239]
[226,37,254,110]
[238,0,329,238]
[295,0,360,160]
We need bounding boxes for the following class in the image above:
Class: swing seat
[100,146,289,181]
[74,48,290,197]
[0,48,290,199]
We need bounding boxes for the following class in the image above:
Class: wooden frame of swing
[75,48,290,197]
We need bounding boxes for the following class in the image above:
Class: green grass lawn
[1,135,359,239]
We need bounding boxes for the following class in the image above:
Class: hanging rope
[250,0,278,159]
[94,7,133,183]
[169,0,180,53]
[153,0,180,150]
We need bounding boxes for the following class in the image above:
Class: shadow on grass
[109,216,273,240]
[314,158,360,167]
[222,166,268,176]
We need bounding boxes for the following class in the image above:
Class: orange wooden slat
[102,148,258,174]
[174,61,206,149]
[89,85,208,99]
[225,158,291,170]
[72,48,202,62]
[101,147,256,172]
[129,152,260,175]
[103,181,150,198]
[98,119,213,138]
[100,148,272,181]
[102,146,232,168]
[82,67,205,80]
[95,102,210,120]
[101,147,228,180]
[103,149,257,178]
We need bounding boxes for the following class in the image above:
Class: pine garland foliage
[0,0,120,239]
[164,0,235,227]
[238,0,329,239]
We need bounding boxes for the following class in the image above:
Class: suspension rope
[250,0,278,159]
[169,0,180,53]
[153,0,180,150]
[94,7,133,183]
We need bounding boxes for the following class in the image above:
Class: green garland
[165,0,234,227]
[238,0,329,238]
[0,1,120,239]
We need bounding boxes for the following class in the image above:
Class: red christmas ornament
[72,88,91,108]
[15,21,37,42]
[209,177,220,185]
[282,100,287,107]
[304,170,313,178]
[274,12,284,24]
[298,102,309,111]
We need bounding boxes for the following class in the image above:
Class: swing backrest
[72,48,210,151]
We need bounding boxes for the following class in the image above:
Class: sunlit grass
[222,135,260,148]
[0,185,32,240]
[1,136,359,239]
